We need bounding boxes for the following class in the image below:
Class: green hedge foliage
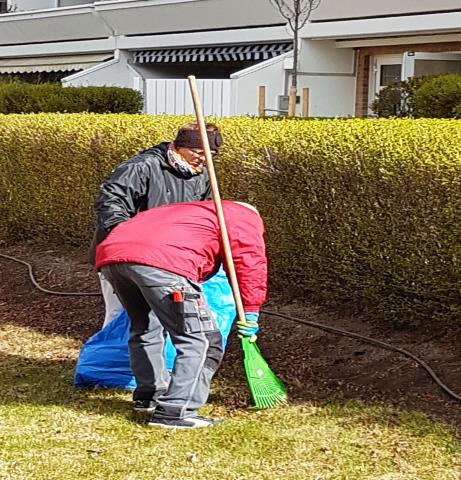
[1,114,461,326]
[0,83,143,113]
[373,74,461,118]
[371,76,429,118]
[412,74,461,118]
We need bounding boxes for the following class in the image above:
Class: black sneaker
[147,415,223,429]
[133,400,157,413]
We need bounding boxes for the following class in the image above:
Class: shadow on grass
[1,342,460,435]
[2,350,460,444]
[0,349,257,423]
[0,352,137,420]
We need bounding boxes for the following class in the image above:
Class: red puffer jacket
[95,200,267,313]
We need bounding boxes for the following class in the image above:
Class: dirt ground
[1,245,460,429]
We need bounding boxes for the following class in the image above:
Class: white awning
[0,53,113,74]
[132,42,292,64]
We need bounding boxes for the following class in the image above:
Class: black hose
[1,252,460,402]
[261,308,461,402]
[0,253,101,297]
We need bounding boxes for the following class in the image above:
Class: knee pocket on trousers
[204,331,224,372]
[175,291,218,334]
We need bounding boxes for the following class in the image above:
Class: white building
[0,0,460,117]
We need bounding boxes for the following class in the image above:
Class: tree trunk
[289,4,300,116]
[292,22,299,90]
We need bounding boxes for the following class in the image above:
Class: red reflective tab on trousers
[172,290,184,303]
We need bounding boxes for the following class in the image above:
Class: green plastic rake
[241,338,288,409]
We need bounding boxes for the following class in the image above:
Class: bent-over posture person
[95,200,267,429]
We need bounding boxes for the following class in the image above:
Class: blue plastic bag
[74,269,235,389]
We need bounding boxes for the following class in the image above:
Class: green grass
[0,324,460,480]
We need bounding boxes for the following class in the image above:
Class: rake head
[241,337,288,409]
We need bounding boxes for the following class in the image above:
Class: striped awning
[132,43,292,64]
[0,53,113,74]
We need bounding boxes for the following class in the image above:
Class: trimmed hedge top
[0,83,143,114]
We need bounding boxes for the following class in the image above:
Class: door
[369,54,403,106]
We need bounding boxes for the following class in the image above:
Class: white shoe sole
[147,419,218,429]
[147,423,213,429]
[133,403,157,413]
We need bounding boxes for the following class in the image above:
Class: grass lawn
[0,323,460,480]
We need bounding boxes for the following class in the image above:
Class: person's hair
[178,121,219,133]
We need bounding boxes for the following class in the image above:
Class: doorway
[369,54,403,108]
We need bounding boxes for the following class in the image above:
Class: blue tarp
[74,269,236,389]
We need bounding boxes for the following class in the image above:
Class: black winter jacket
[89,142,211,263]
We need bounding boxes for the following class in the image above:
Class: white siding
[145,79,231,117]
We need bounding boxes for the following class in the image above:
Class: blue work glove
[236,313,259,343]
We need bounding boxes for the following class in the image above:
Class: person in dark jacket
[90,121,223,326]
[96,200,267,429]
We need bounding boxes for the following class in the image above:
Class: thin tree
[270,0,321,112]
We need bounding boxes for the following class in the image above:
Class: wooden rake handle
[187,75,246,323]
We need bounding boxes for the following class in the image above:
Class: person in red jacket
[96,200,267,429]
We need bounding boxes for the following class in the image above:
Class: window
[380,64,402,86]
[0,1,8,13]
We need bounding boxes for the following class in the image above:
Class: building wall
[13,0,117,10]
[298,39,354,73]
[62,51,139,90]
[355,50,370,118]
[231,55,286,116]
[59,0,92,6]
[296,40,356,117]
[296,74,355,117]
[14,0,57,10]
[311,0,461,21]
[96,0,284,37]
[230,40,356,118]
[16,0,461,17]
[358,42,461,56]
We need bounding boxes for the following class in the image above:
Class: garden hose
[1,252,460,403]
[0,253,100,296]
[260,308,461,402]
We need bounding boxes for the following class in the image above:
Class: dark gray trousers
[101,263,223,419]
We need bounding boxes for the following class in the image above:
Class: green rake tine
[241,337,288,409]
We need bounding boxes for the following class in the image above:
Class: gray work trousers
[101,263,224,419]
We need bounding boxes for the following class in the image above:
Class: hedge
[1,114,461,326]
[0,83,143,113]
[412,74,461,118]
[372,74,461,119]
[370,76,429,118]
